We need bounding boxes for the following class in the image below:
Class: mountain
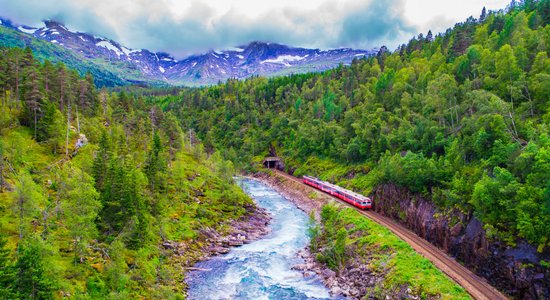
[0,19,376,86]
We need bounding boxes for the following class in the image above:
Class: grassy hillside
[0,48,252,298]
[310,204,470,299]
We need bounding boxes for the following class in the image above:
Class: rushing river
[186,178,335,300]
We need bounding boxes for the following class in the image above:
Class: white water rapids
[186,178,338,299]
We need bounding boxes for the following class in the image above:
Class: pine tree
[92,130,112,192]
[59,165,100,264]
[0,50,7,106]
[14,172,44,240]
[145,132,165,193]
[22,62,43,140]
[0,139,4,192]
[426,30,433,42]
[0,234,15,298]
[14,240,53,300]
[40,60,54,101]
[7,48,23,108]
[480,6,487,22]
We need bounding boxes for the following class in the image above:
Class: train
[302,175,372,209]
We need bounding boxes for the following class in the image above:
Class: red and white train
[302,175,372,209]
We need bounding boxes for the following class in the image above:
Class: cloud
[339,0,415,48]
[0,0,419,58]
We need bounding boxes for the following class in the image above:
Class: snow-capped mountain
[0,19,376,86]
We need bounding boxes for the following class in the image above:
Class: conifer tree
[480,6,487,22]
[0,139,4,192]
[14,240,53,300]
[92,130,112,192]
[59,165,100,264]
[0,234,15,298]
[145,132,165,193]
[22,62,43,140]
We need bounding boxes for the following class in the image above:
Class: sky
[0,0,510,58]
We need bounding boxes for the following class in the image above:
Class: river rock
[330,286,342,295]
[228,240,244,246]
[303,271,316,278]
[322,269,336,279]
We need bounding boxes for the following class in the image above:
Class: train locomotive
[302,175,372,209]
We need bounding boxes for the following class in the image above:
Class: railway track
[272,169,508,300]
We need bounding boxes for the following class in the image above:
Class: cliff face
[372,184,549,299]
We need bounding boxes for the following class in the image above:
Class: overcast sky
[0,0,510,58]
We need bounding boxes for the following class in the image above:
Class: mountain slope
[0,19,376,86]
[0,47,258,298]
[0,25,129,87]
[157,4,550,299]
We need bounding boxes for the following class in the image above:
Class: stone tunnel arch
[262,157,284,170]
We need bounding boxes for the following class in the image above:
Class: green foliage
[58,164,101,263]
[307,212,320,252]
[0,48,253,298]
[311,205,470,299]
[159,4,550,251]
[14,238,54,300]
[13,171,46,240]
[0,234,15,298]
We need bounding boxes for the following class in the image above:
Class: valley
[0,1,548,299]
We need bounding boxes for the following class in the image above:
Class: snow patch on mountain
[96,41,122,56]
[121,46,140,56]
[1,19,376,86]
[18,26,38,34]
[227,47,245,52]
[261,55,307,66]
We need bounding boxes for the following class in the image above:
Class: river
[185,177,335,299]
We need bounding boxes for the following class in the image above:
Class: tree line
[159,2,549,251]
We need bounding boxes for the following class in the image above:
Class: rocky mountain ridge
[0,18,376,86]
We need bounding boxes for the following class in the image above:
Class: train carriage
[302,176,372,209]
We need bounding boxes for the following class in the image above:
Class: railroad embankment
[253,171,470,299]
[372,184,549,299]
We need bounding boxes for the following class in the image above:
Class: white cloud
[0,0,511,58]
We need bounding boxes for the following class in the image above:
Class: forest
[0,1,548,299]
[0,47,252,298]
[156,2,550,252]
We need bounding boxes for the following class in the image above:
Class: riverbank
[252,170,470,299]
[186,178,334,299]
[250,172,331,219]
[252,171,382,299]
[166,202,271,296]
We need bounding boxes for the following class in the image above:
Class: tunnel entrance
[262,157,284,170]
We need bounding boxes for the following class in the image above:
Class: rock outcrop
[372,184,549,299]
